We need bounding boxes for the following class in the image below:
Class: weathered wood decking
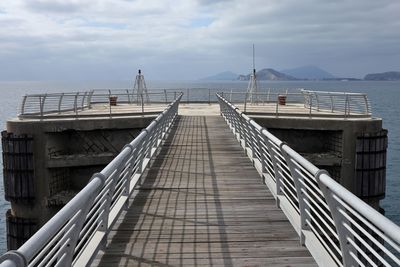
[93,115,316,266]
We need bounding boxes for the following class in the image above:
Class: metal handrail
[18,90,182,119]
[216,93,400,267]
[301,89,371,115]
[0,94,183,267]
[18,88,372,119]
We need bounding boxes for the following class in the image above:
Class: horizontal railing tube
[216,93,400,267]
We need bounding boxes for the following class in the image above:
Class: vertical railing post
[58,93,64,113]
[74,93,79,118]
[108,90,112,117]
[315,92,320,111]
[126,89,131,104]
[62,179,101,265]
[40,94,47,119]
[281,145,310,244]
[275,95,279,115]
[363,95,370,114]
[244,92,248,112]
[187,88,189,103]
[208,89,211,104]
[88,90,94,109]
[316,171,357,267]
[20,95,28,117]
[330,94,334,112]
[164,89,168,104]
[81,91,87,111]
[345,94,349,117]
[141,93,144,114]
[264,139,283,198]
[257,128,267,183]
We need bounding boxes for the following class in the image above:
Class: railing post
[363,94,370,114]
[345,94,349,117]
[330,95,334,112]
[315,92,319,111]
[141,93,144,114]
[187,88,189,103]
[230,89,233,102]
[266,140,284,198]
[58,93,64,113]
[209,89,211,104]
[315,171,357,267]
[275,95,279,115]
[244,92,248,112]
[88,90,94,109]
[281,145,310,244]
[126,89,131,104]
[40,94,47,118]
[257,128,268,183]
[62,178,101,265]
[108,90,112,117]
[20,95,28,117]
[81,91,87,111]
[363,95,370,114]
[164,89,168,104]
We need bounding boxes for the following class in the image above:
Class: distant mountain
[201,71,238,80]
[238,68,297,81]
[280,65,335,80]
[364,71,400,81]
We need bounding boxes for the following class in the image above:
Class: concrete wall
[252,116,387,210]
[3,115,155,249]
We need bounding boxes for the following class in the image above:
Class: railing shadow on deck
[94,116,233,266]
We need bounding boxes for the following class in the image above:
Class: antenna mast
[246,44,259,104]
[133,69,150,104]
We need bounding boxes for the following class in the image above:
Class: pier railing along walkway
[0,94,183,267]
[217,93,399,266]
[1,93,398,266]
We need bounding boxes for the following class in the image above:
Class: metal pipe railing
[18,90,183,119]
[0,93,183,267]
[216,93,399,267]
[18,88,372,119]
[301,89,371,115]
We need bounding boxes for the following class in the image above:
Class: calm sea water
[0,80,398,253]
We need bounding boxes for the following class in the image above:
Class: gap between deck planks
[93,115,316,267]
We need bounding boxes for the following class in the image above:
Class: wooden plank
[93,115,316,267]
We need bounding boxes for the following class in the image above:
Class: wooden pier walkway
[93,116,316,266]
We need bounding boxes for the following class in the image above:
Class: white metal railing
[217,93,399,267]
[0,94,182,267]
[18,88,372,119]
[18,89,182,119]
[223,89,371,117]
[301,89,371,116]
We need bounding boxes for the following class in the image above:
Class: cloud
[0,0,399,80]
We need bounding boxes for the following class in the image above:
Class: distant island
[364,71,400,81]
[200,67,400,81]
[238,68,297,81]
[200,71,238,81]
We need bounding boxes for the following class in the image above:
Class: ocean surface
[0,80,398,253]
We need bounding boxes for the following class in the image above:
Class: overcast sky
[0,0,399,80]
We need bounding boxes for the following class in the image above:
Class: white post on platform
[133,69,150,105]
[246,44,260,104]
